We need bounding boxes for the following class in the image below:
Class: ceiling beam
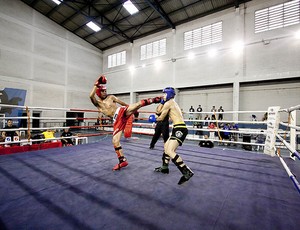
[144,0,175,29]
[57,0,133,43]
[88,4,133,42]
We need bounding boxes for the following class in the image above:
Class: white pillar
[130,92,137,104]
[290,110,296,159]
[233,80,240,121]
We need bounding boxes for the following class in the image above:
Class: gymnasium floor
[0,137,299,230]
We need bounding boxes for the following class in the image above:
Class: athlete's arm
[157,102,170,122]
[156,104,164,115]
[114,96,128,106]
[89,86,98,107]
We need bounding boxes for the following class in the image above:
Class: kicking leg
[112,132,128,170]
[125,97,162,116]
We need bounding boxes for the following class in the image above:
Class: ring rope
[276,134,300,160]
[279,122,300,130]
[275,148,300,194]
[1,103,297,156]
[274,105,300,195]
[0,103,98,113]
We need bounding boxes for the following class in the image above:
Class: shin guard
[171,154,184,168]
[172,154,194,184]
[162,152,170,167]
[114,146,122,158]
[154,152,170,174]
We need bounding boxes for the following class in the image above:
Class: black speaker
[242,134,252,151]
[199,140,214,148]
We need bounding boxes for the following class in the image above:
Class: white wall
[103,0,300,123]
[0,0,102,112]
[0,0,299,125]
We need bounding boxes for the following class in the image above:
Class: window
[255,0,300,33]
[140,38,166,60]
[183,21,222,50]
[108,51,126,68]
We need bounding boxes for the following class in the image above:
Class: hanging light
[123,0,139,15]
[86,21,101,32]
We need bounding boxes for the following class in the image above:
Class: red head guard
[96,85,107,98]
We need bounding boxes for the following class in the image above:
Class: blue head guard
[163,87,176,101]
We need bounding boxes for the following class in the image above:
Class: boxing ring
[0,103,300,229]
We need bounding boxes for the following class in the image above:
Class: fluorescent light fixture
[86,21,101,32]
[52,0,62,5]
[123,0,139,15]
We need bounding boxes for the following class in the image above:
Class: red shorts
[113,106,130,136]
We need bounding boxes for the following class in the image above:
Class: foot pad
[112,161,128,171]
[178,167,194,185]
[154,167,169,174]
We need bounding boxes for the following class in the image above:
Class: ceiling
[21,0,252,51]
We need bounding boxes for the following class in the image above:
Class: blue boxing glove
[148,114,157,123]
[160,98,165,104]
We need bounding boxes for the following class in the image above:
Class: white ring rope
[276,149,300,194]
[279,105,300,113]
[0,103,298,152]
[273,105,300,194]
[184,119,267,125]
[184,110,267,114]
[279,122,300,131]
[276,134,300,160]
[0,103,98,112]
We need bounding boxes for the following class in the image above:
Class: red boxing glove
[94,75,107,87]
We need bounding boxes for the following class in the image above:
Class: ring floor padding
[0,138,300,230]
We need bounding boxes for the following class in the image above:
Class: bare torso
[157,99,184,124]
[96,95,118,118]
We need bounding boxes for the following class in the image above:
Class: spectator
[251,114,257,121]
[195,122,203,137]
[189,106,195,120]
[262,112,268,121]
[218,106,224,120]
[196,105,203,120]
[256,130,266,151]
[222,123,231,144]
[61,128,75,146]
[2,119,20,145]
[204,114,210,126]
[0,132,6,148]
[134,111,139,122]
[42,129,56,142]
[211,106,216,120]
[207,122,216,139]
[230,123,239,145]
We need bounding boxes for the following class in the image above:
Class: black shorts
[170,123,188,146]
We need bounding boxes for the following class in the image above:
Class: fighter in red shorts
[90,75,161,170]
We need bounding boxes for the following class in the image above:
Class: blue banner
[0,88,27,126]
